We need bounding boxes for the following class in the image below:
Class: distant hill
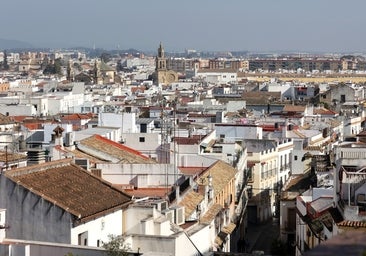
[0,38,34,50]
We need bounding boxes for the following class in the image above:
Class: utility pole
[5,145,8,171]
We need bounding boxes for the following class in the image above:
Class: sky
[1,0,366,53]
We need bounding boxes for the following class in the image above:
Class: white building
[0,159,133,253]
[196,70,237,85]
[98,112,137,133]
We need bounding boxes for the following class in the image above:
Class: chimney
[207,174,214,200]
[53,125,65,148]
[175,185,180,204]
[282,119,288,139]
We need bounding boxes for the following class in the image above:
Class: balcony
[280,163,291,172]
[261,167,277,180]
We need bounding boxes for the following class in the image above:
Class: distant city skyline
[2,0,366,53]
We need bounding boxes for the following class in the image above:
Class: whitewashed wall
[0,104,36,116]
[215,124,263,141]
[71,209,123,247]
[99,163,178,187]
[98,112,137,133]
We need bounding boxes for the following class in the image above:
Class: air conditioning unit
[153,200,168,212]
[162,209,175,223]
[174,206,185,225]
[65,132,74,147]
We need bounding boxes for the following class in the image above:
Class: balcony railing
[261,168,277,179]
[279,163,291,172]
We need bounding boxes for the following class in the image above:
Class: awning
[222,222,236,234]
[214,223,237,247]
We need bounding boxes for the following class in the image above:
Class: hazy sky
[2,0,366,52]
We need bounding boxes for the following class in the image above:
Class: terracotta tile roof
[65,148,104,164]
[78,135,156,164]
[53,145,69,154]
[337,220,366,228]
[197,161,237,195]
[283,105,306,112]
[215,222,237,246]
[304,145,322,151]
[200,203,223,224]
[179,191,204,218]
[179,166,208,176]
[291,129,307,139]
[15,117,53,130]
[0,113,14,125]
[188,113,216,118]
[61,114,91,121]
[4,159,132,221]
[123,187,169,198]
[131,87,145,94]
[0,151,27,162]
[36,81,48,88]
[356,130,366,137]
[282,172,312,192]
[10,116,31,123]
[173,137,202,145]
[241,91,281,104]
[313,107,337,116]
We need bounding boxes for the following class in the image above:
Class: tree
[100,52,111,63]
[2,50,9,70]
[102,234,130,256]
[54,58,62,75]
[43,58,63,75]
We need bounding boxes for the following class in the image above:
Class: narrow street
[246,218,280,255]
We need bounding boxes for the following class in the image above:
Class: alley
[246,218,280,255]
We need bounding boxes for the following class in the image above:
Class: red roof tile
[5,159,132,221]
[123,187,169,198]
[79,135,155,163]
[61,114,91,120]
[179,166,208,176]
[313,107,338,116]
[283,105,306,112]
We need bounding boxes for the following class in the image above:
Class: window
[139,137,145,142]
[340,94,346,103]
[247,167,253,181]
[78,231,88,246]
[140,123,147,133]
